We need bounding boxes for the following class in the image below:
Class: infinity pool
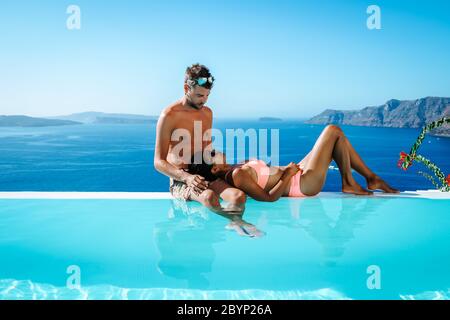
[0,192,449,300]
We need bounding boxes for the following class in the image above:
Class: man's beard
[187,97,202,110]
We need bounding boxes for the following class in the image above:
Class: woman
[189,125,399,202]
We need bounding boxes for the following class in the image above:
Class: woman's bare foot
[342,179,373,196]
[367,175,400,193]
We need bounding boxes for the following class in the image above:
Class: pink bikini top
[244,159,271,189]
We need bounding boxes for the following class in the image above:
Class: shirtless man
[154,64,246,212]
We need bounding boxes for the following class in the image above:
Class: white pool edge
[0,192,174,200]
[0,190,448,199]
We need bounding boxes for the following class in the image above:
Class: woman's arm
[233,165,298,202]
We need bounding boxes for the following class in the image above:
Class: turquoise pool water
[0,193,449,300]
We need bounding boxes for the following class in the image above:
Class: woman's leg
[341,136,399,193]
[331,133,372,195]
[330,128,399,193]
[339,135,376,180]
[300,126,399,193]
[300,125,371,196]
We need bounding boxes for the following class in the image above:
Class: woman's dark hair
[187,151,218,182]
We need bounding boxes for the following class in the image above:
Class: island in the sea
[305,97,450,137]
[48,112,158,124]
[259,117,283,122]
[0,115,82,127]
[0,112,158,127]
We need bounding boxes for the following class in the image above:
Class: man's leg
[189,189,222,211]
[209,179,246,213]
[170,179,221,210]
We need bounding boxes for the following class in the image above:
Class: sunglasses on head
[188,76,215,87]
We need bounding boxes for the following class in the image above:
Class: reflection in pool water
[0,193,449,299]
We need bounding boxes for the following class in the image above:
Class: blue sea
[0,120,449,192]
[1,120,450,300]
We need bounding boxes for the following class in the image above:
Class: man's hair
[185,63,214,89]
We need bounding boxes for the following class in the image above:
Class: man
[154,64,246,212]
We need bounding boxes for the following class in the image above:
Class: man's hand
[185,174,209,195]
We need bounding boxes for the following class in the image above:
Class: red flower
[446,174,450,186]
[398,151,411,170]
[398,151,416,171]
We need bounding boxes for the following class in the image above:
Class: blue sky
[1,0,449,118]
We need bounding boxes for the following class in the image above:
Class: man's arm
[153,111,208,194]
[153,112,189,181]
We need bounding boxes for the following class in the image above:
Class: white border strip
[0,192,174,200]
[0,190,448,200]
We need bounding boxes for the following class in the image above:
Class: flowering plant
[398,117,450,192]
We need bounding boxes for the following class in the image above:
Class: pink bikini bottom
[288,167,307,197]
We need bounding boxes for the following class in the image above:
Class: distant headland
[0,115,81,127]
[0,112,157,127]
[305,97,450,137]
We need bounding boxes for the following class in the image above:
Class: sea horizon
[1,120,448,193]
